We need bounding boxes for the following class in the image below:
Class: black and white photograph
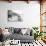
[0,0,46,46]
[8,10,22,22]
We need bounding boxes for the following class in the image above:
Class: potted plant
[32,27,43,40]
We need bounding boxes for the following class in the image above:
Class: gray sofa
[3,27,34,43]
[8,33,34,43]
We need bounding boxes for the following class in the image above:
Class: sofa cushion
[21,29,27,35]
[14,28,21,33]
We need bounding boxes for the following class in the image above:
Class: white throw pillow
[2,29,10,36]
[21,29,27,35]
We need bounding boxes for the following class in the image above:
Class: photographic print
[0,0,46,46]
[8,10,22,22]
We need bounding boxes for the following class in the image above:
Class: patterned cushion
[14,28,21,33]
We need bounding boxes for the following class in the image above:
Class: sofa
[3,27,34,43]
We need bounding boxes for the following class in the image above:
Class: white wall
[0,1,40,28]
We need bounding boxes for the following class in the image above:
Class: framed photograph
[8,10,22,22]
